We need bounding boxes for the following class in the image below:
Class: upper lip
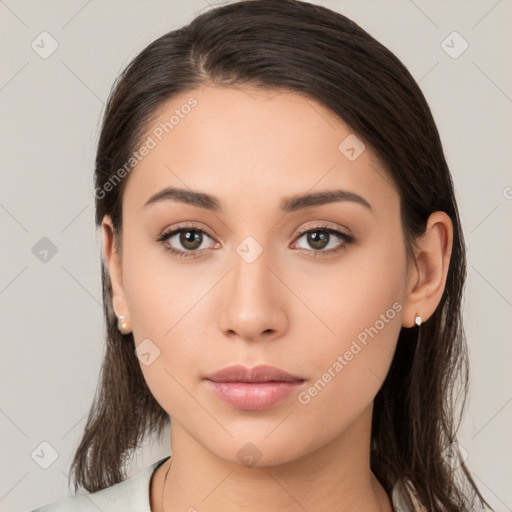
[205,364,304,383]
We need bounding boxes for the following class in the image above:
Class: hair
[68,1,492,510]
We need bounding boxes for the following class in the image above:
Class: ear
[402,211,453,328]
[101,215,129,323]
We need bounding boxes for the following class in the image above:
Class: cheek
[292,235,406,416]
[121,228,203,339]
[129,278,206,417]
[120,238,205,408]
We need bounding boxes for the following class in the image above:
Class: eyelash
[155,224,355,259]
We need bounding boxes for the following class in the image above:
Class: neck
[151,404,392,512]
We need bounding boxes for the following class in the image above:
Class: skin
[101,85,453,512]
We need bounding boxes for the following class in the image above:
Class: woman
[32,0,492,510]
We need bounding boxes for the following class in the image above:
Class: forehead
[122,85,397,215]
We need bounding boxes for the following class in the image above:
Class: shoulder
[391,478,428,512]
[30,457,170,512]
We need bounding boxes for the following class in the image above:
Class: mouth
[203,364,305,410]
[204,364,304,383]
[203,380,305,410]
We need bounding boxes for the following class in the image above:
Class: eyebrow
[143,187,373,213]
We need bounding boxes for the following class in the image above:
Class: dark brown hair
[69,1,492,510]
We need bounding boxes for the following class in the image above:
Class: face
[104,85,411,465]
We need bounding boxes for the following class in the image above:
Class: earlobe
[402,211,453,328]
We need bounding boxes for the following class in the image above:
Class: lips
[203,364,305,411]
[204,364,304,383]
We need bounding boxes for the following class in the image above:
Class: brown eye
[306,231,330,250]
[293,226,355,255]
[157,225,217,258]
[178,229,204,251]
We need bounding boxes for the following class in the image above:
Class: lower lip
[204,380,305,411]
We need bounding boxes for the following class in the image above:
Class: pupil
[180,230,202,250]
[308,231,328,250]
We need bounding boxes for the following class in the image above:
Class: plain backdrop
[1,1,511,511]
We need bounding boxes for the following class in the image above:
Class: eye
[155,225,218,259]
[155,223,355,260]
[292,225,355,255]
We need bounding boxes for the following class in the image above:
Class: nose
[217,247,288,343]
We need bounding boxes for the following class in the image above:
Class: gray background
[1,0,511,511]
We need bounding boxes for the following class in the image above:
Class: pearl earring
[414,314,422,327]
[117,315,130,335]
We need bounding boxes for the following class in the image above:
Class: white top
[31,456,423,512]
